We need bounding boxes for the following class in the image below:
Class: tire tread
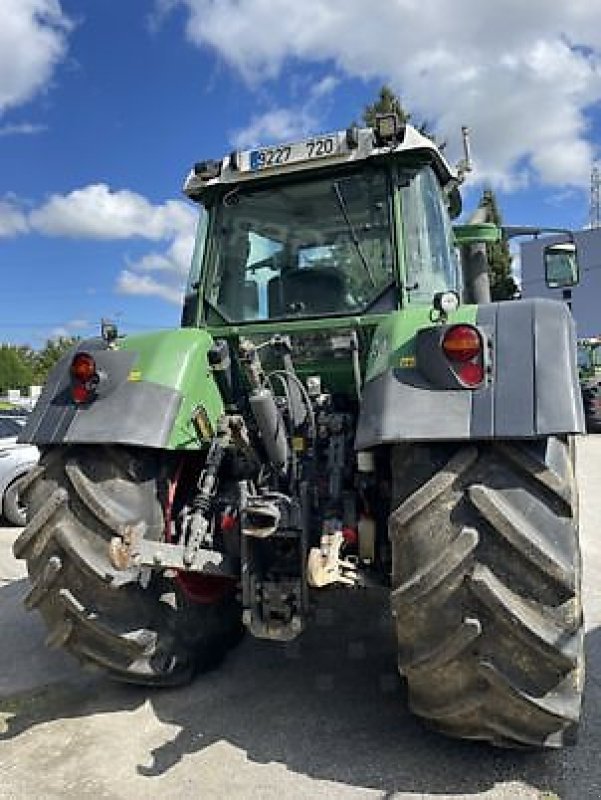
[14,445,242,686]
[389,437,583,748]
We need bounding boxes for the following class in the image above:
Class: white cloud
[49,319,91,340]
[66,318,90,330]
[0,0,72,116]
[230,71,338,148]
[116,271,183,305]
[119,215,197,302]
[311,75,340,100]
[0,197,29,237]
[128,232,196,276]
[0,122,47,137]
[27,184,198,303]
[50,327,70,339]
[29,183,196,240]
[165,0,601,187]
[0,183,198,305]
[545,188,579,207]
[231,108,317,149]
[118,221,196,306]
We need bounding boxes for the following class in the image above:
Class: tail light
[442,325,481,362]
[71,353,96,382]
[455,361,485,386]
[442,325,485,387]
[70,352,98,404]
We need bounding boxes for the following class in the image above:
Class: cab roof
[183,124,458,202]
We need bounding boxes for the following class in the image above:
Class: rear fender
[356,298,585,448]
[20,329,223,450]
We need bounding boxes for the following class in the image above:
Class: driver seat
[268,267,346,316]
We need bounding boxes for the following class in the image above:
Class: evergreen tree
[362,85,410,128]
[361,86,515,299]
[362,85,442,147]
[480,188,518,301]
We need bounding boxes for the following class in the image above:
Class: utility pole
[590,165,601,229]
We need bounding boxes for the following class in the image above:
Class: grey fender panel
[355,298,584,449]
[63,382,182,448]
[355,370,472,447]
[20,339,182,449]
[533,300,584,434]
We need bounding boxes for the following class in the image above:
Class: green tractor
[14,117,585,748]
[578,337,601,430]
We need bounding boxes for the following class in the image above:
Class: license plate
[247,134,345,172]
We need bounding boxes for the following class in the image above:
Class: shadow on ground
[1,579,600,799]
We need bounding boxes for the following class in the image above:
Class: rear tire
[582,382,601,432]
[389,437,584,748]
[13,446,243,686]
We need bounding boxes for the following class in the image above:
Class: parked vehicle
[0,412,39,525]
[577,337,601,430]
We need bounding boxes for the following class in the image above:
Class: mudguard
[19,329,223,450]
[356,298,585,449]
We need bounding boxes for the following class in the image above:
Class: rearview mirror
[544,241,579,288]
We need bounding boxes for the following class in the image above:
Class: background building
[520,227,601,337]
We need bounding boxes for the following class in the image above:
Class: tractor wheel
[582,382,601,432]
[389,437,584,748]
[13,446,243,686]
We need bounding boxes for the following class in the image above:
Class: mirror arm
[502,225,576,242]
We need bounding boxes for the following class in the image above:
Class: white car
[0,413,39,526]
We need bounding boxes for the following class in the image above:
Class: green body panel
[119,328,222,449]
[208,314,388,393]
[364,305,479,383]
[206,313,390,338]
[453,223,501,245]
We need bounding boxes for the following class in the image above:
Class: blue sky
[1,0,601,347]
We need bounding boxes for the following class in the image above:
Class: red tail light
[441,325,485,388]
[457,362,485,386]
[442,326,481,362]
[71,382,92,404]
[70,352,98,404]
[71,353,97,382]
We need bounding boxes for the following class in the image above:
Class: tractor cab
[578,336,601,381]
[181,120,462,333]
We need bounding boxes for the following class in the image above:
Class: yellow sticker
[400,356,416,368]
[128,370,142,381]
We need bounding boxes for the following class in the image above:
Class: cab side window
[400,166,459,304]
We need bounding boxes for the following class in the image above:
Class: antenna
[456,126,473,183]
[590,164,601,229]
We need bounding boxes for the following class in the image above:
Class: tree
[33,337,80,384]
[0,345,35,393]
[361,86,516,299]
[362,85,410,128]
[0,337,80,394]
[479,188,518,301]
[361,84,442,147]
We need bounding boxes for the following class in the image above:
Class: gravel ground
[1,437,600,800]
